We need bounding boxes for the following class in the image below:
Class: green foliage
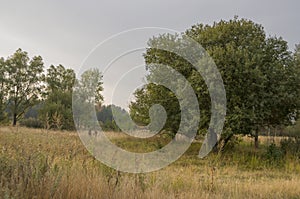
[283,119,300,137]
[97,105,114,123]
[280,137,300,157]
[100,120,120,131]
[130,17,300,148]
[2,48,45,125]
[130,85,180,135]
[24,103,43,119]
[39,89,75,130]
[39,65,76,130]
[20,117,44,129]
[77,68,104,105]
[265,143,284,164]
[0,57,7,123]
[73,68,104,129]
[45,64,75,93]
[97,105,120,131]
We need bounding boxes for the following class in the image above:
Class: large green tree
[186,20,299,148]
[130,17,300,149]
[5,49,44,126]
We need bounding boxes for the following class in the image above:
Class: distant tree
[4,49,44,126]
[97,105,113,123]
[24,103,42,119]
[97,105,119,131]
[78,68,104,105]
[97,104,133,131]
[73,68,104,129]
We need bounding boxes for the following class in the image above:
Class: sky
[1,0,299,108]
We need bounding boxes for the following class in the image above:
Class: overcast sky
[1,0,299,108]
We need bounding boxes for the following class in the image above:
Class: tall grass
[0,127,300,199]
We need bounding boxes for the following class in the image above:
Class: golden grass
[0,127,300,199]
[242,135,289,146]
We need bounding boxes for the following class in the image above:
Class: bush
[0,114,9,125]
[280,137,300,157]
[20,117,43,129]
[265,143,284,164]
[100,120,121,132]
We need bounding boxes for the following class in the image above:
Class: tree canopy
[39,64,76,130]
[129,17,300,148]
[2,49,45,126]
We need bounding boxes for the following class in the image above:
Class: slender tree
[73,68,104,129]
[0,57,7,122]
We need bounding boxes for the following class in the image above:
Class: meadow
[0,127,300,199]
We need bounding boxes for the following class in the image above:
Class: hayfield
[0,127,300,199]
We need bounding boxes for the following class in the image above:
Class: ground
[0,127,300,199]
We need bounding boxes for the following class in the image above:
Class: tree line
[0,49,135,131]
[0,50,125,130]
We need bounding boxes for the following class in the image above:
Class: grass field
[0,127,300,199]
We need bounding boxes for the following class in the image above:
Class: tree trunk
[219,133,233,152]
[13,113,17,126]
[254,128,259,149]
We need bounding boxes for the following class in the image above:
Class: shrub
[265,143,284,164]
[20,117,43,129]
[100,120,121,132]
[280,137,300,157]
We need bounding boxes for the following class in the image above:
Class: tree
[5,49,44,126]
[130,17,300,149]
[39,64,76,130]
[45,64,76,93]
[130,84,180,134]
[0,57,7,122]
[73,68,104,129]
[40,90,74,130]
[78,68,104,105]
[254,38,300,146]
[97,104,131,131]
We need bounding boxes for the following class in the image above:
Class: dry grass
[0,127,300,199]
[242,135,290,146]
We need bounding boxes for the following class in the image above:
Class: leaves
[72,68,104,129]
[129,17,300,145]
[39,65,76,130]
[2,49,45,125]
